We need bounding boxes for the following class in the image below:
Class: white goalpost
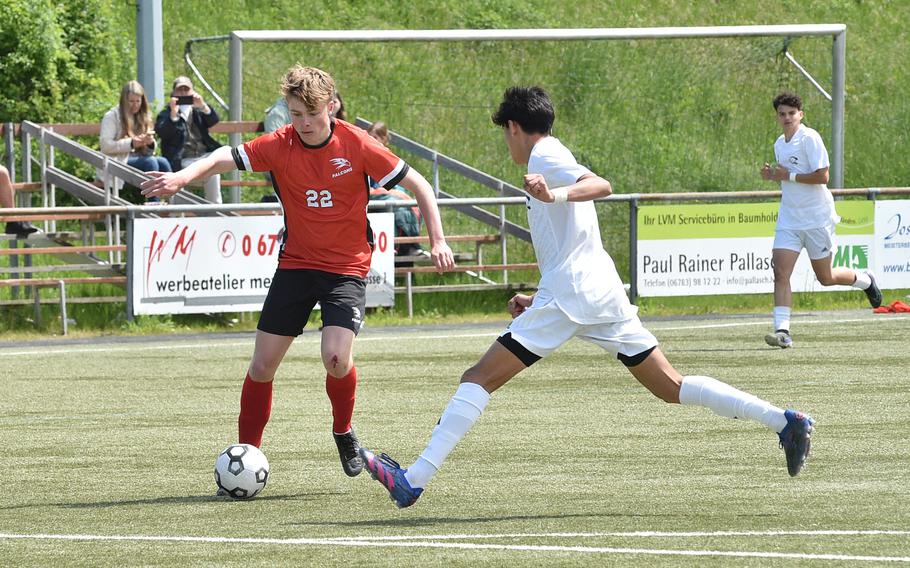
[223,24,846,202]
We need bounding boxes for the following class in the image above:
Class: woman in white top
[98,81,171,198]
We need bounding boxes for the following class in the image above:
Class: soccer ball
[214,444,270,499]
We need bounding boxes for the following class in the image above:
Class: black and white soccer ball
[214,444,270,499]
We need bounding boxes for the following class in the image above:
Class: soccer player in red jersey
[141,65,455,478]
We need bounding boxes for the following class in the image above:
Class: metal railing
[6,186,909,318]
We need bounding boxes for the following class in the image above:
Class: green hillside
[107,0,907,286]
[101,0,909,194]
[2,1,907,331]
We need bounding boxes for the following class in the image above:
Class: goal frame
[225,25,847,191]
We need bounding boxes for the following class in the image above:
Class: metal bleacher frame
[1,119,542,328]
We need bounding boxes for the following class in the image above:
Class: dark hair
[773,91,802,111]
[491,86,554,135]
[333,91,347,121]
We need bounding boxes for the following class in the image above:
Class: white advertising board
[130,213,395,315]
[873,200,910,289]
[637,202,875,297]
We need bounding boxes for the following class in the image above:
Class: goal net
[185,27,842,275]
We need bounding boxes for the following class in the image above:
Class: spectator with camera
[98,80,171,202]
[155,75,225,203]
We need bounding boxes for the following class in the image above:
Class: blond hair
[281,65,335,112]
[119,80,152,137]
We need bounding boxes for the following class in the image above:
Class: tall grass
[6,1,906,334]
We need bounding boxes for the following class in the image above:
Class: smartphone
[175,95,194,105]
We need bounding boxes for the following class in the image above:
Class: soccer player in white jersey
[359,86,816,509]
[761,92,881,349]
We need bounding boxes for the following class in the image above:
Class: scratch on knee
[331,354,339,370]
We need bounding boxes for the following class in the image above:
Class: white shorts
[773,225,837,260]
[500,295,658,364]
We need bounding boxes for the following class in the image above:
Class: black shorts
[257,268,366,336]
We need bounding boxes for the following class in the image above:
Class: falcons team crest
[330,158,351,169]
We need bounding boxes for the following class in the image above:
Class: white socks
[405,382,490,489]
[679,375,787,433]
[403,377,788,489]
[852,270,872,290]
[773,306,791,332]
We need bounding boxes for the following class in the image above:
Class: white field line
[0,332,498,358]
[1,314,907,358]
[656,314,910,331]
[0,531,909,562]
[331,529,910,540]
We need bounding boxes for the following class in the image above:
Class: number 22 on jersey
[305,189,334,208]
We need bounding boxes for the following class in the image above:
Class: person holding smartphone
[154,75,226,203]
[98,80,171,203]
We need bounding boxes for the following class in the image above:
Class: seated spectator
[98,80,171,202]
[1,165,38,236]
[367,120,390,147]
[263,96,290,135]
[155,75,225,203]
[366,121,422,256]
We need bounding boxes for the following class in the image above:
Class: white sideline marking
[1,314,907,358]
[332,529,910,539]
[0,332,498,358]
[657,314,910,331]
[0,341,254,357]
[0,532,909,562]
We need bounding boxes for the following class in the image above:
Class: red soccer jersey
[233,120,409,278]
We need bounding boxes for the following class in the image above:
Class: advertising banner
[873,200,910,289]
[130,213,395,315]
[637,201,874,297]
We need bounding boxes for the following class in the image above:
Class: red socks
[238,373,272,447]
[237,367,356,446]
[325,366,357,434]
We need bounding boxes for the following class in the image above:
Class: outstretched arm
[523,173,612,203]
[139,146,237,198]
[397,168,455,272]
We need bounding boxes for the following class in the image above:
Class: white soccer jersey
[774,124,838,230]
[526,136,638,324]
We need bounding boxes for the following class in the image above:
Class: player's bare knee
[324,353,352,378]
[247,360,276,382]
[816,273,835,286]
[772,266,790,283]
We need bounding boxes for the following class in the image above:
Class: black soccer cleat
[863,271,882,309]
[333,428,364,477]
[778,409,815,477]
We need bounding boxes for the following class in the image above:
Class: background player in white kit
[360,86,816,509]
[761,91,881,349]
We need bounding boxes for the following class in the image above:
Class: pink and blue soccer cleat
[360,448,423,508]
[779,409,815,476]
